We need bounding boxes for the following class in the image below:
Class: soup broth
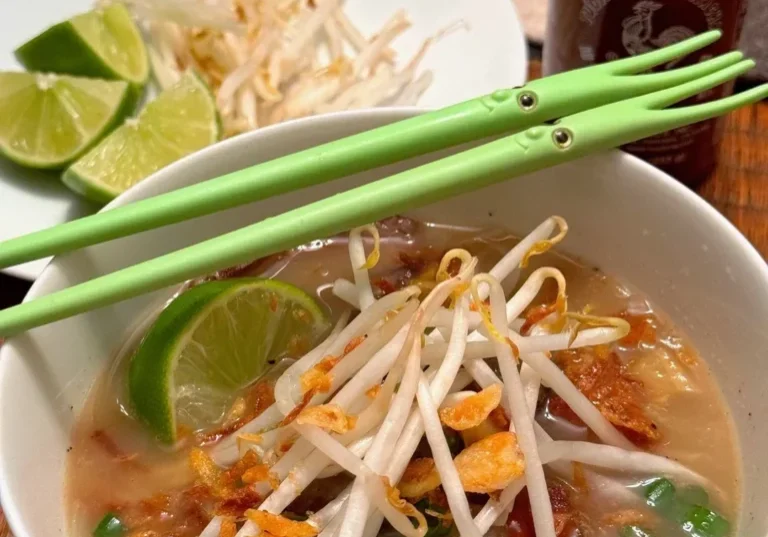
[66,219,741,537]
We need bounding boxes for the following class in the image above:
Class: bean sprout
[127,0,459,136]
[193,217,714,537]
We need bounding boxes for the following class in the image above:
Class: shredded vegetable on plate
[109,0,462,137]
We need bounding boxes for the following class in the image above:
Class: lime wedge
[0,72,133,169]
[63,71,220,203]
[128,278,331,445]
[15,3,149,87]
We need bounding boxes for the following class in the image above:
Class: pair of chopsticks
[1,31,766,338]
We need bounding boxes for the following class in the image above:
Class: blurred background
[513,0,766,82]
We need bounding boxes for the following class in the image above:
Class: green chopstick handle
[0,31,731,268]
[1,62,766,337]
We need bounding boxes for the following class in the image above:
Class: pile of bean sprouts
[115,0,456,137]
[199,216,711,537]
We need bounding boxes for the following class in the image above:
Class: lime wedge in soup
[15,3,149,88]
[63,71,220,203]
[128,278,330,445]
[0,72,133,169]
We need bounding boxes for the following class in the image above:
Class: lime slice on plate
[128,278,331,445]
[14,3,149,88]
[0,72,133,169]
[63,71,220,203]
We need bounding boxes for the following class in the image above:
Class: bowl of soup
[0,108,766,537]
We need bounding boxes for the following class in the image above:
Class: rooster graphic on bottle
[543,0,746,186]
[621,1,695,59]
[595,0,717,67]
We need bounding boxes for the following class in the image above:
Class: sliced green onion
[93,513,125,537]
[619,526,654,537]
[645,478,676,513]
[444,428,464,458]
[682,505,730,537]
[641,478,731,537]
[414,499,455,537]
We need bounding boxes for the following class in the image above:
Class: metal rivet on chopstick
[518,91,537,111]
[552,128,573,148]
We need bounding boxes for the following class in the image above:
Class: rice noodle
[514,343,634,449]
[538,441,711,488]
[474,437,713,531]
[469,267,633,450]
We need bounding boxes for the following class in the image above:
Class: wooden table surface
[0,58,766,537]
[698,101,768,253]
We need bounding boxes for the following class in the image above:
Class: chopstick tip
[736,58,757,74]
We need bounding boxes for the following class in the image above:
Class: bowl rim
[2,107,767,537]
[13,106,768,304]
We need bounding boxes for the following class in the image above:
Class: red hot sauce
[544,0,747,187]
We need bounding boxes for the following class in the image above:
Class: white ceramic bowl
[1,109,767,537]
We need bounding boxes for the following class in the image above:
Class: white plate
[0,0,528,281]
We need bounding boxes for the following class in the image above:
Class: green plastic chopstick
[0,59,765,337]
[0,31,732,268]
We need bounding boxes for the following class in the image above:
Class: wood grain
[700,102,768,256]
